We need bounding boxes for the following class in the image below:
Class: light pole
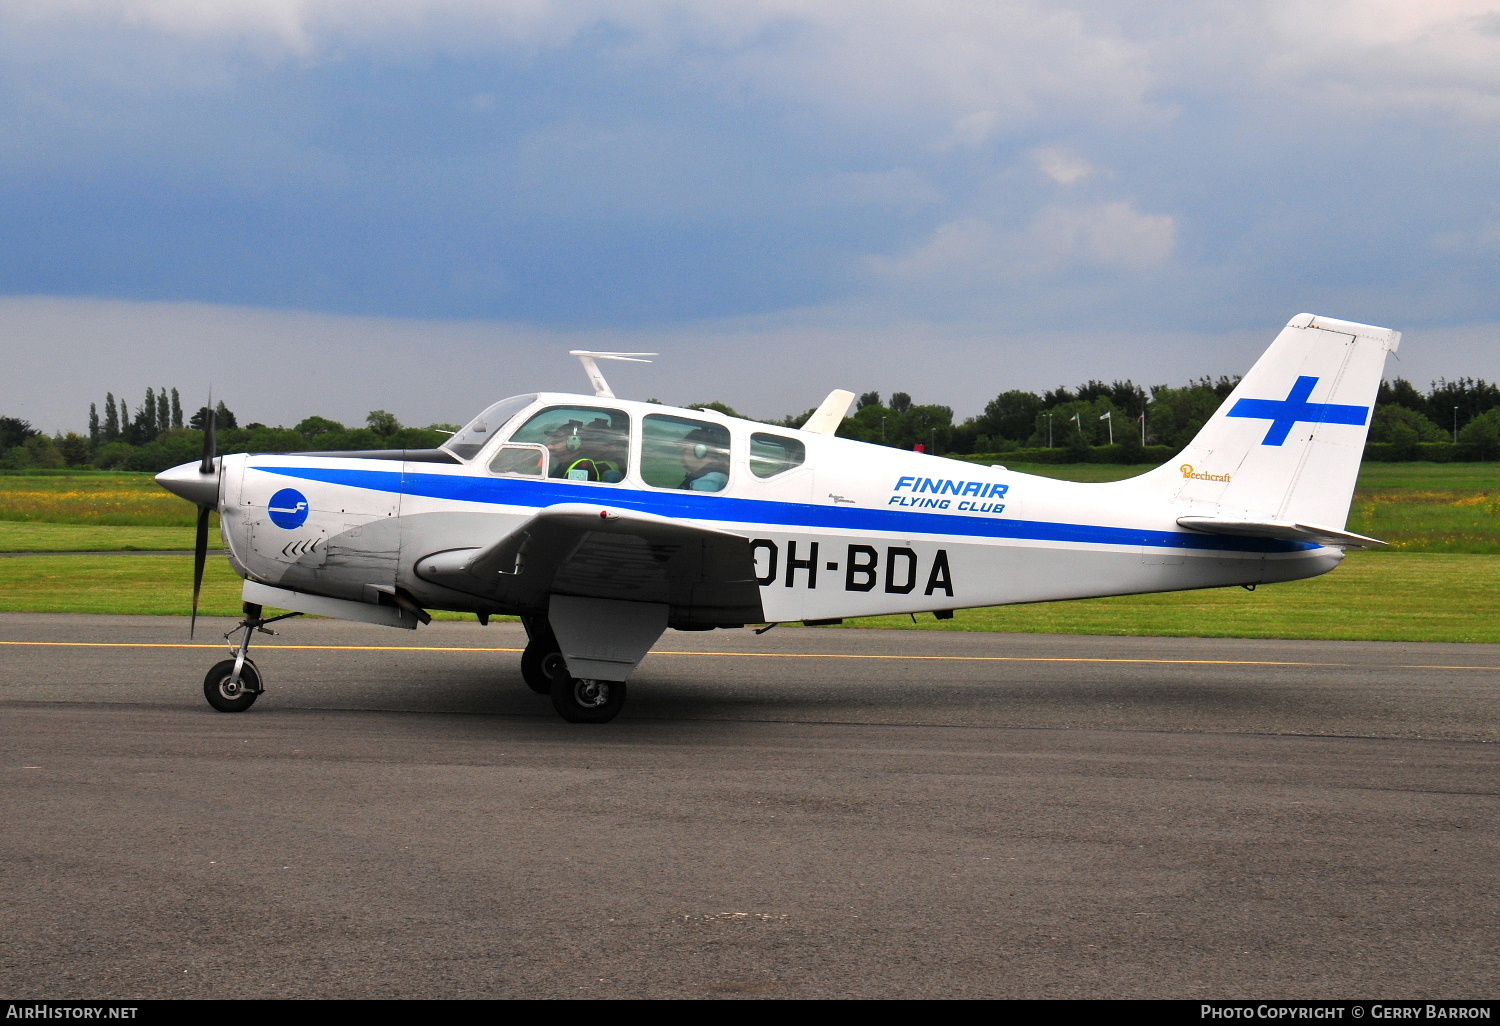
[880,416,886,444]
[1454,407,1459,444]
[1046,412,1053,448]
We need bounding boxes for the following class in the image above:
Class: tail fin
[1153,314,1399,530]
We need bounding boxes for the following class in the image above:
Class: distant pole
[1046,413,1053,448]
[930,428,936,455]
[881,416,886,443]
[1454,406,1459,444]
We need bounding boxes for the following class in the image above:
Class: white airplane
[157,314,1396,723]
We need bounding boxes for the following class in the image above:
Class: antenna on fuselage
[569,351,657,399]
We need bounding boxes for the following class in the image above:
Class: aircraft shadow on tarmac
[220,654,1340,734]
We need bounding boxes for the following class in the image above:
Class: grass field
[1000,462,1500,553]
[0,473,215,550]
[1,466,1497,643]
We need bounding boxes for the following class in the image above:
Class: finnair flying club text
[890,476,1008,514]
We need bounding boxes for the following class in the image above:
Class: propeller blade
[199,395,216,475]
[190,504,210,638]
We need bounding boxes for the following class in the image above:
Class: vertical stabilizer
[1154,314,1399,530]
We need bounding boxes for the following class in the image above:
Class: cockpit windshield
[443,394,538,460]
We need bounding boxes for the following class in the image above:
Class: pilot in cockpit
[545,419,626,483]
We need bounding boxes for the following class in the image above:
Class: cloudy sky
[3,0,1499,432]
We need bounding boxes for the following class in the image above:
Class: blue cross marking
[1226,376,1369,446]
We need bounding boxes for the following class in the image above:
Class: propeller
[190,399,217,638]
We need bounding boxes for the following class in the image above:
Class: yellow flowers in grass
[0,473,207,527]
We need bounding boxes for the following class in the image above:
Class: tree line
[752,374,1500,461]
[0,386,454,472]
[2,374,1499,473]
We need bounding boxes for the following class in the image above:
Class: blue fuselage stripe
[254,464,1310,553]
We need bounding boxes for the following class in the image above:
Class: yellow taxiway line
[2,640,1498,672]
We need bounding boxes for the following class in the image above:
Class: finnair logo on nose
[268,488,310,529]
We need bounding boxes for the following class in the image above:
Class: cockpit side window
[444,394,538,461]
[642,414,731,492]
[507,406,631,483]
[749,433,806,478]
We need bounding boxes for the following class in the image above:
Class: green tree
[103,393,119,440]
[1459,408,1500,460]
[55,433,92,466]
[1429,377,1500,438]
[295,416,344,439]
[1145,382,1226,449]
[974,390,1043,443]
[857,391,881,410]
[1369,405,1445,450]
[23,435,64,468]
[170,388,183,429]
[1377,378,1428,418]
[0,416,38,450]
[88,403,100,446]
[366,410,400,437]
[191,402,236,431]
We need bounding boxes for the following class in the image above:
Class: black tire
[549,673,626,724]
[204,658,261,713]
[520,643,567,696]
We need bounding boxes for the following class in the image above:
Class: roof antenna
[570,351,657,399]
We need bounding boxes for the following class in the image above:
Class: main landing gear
[521,615,626,724]
[203,602,302,713]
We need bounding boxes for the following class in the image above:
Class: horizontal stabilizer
[1176,516,1386,549]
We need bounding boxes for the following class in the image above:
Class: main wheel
[204,658,261,713]
[521,643,567,695]
[549,674,626,724]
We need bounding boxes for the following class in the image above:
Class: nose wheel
[204,658,262,712]
[201,602,301,713]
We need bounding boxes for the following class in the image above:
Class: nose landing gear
[202,602,302,713]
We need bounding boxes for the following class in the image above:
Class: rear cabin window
[641,414,731,492]
[749,433,806,478]
[507,406,631,483]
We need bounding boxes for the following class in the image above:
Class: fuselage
[200,392,1340,626]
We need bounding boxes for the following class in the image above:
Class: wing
[414,502,765,626]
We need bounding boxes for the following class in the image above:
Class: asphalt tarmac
[1,613,1496,999]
